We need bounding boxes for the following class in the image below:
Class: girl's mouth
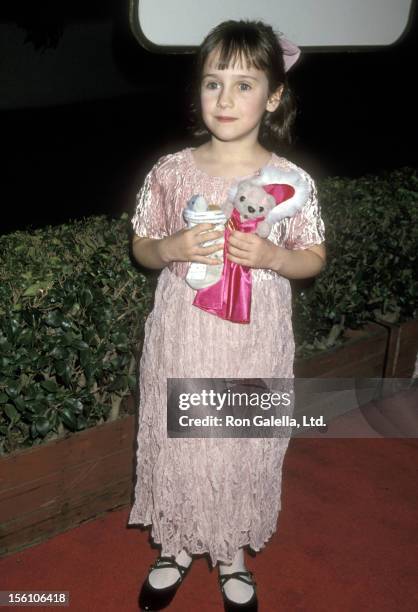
[215,116,237,122]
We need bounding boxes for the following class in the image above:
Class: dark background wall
[1,1,417,235]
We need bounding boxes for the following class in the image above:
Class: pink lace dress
[128,147,325,567]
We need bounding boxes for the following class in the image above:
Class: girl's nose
[217,86,233,108]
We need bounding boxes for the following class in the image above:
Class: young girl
[129,19,326,612]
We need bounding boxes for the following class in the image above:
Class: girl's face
[200,47,282,145]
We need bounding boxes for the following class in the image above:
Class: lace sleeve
[131,163,168,239]
[284,176,325,249]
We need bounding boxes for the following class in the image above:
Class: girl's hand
[159,223,225,265]
[226,230,287,270]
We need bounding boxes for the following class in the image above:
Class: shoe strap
[219,570,256,589]
[149,556,189,580]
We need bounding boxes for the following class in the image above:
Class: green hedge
[293,167,418,356]
[0,214,154,454]
[0,167,417,454]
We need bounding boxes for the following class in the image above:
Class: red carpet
[1,427,418,611]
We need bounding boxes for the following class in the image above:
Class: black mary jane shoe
[219,570,258,612]
[138,555,191,611]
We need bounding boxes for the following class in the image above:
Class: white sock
[148,550,192,589]
[219,548,255,604]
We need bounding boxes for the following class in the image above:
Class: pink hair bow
[279,35,301,72]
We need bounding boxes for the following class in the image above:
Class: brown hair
[188,19,298,146]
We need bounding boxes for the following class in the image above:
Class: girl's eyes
[203,81,252,91]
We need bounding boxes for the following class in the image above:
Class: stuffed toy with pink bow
[222,165,311,238]
[192,165,311,324]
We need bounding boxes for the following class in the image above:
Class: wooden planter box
[294,322,389,378]
[0,396,137,558]
[376,318,418,378]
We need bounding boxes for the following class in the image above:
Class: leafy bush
[0,214,154,454]
[293,167,418,357]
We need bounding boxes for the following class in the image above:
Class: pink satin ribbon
[192,208,259,323]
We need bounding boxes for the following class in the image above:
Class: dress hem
[128,515,279,568]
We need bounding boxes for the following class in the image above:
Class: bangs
[209,38,268,72]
